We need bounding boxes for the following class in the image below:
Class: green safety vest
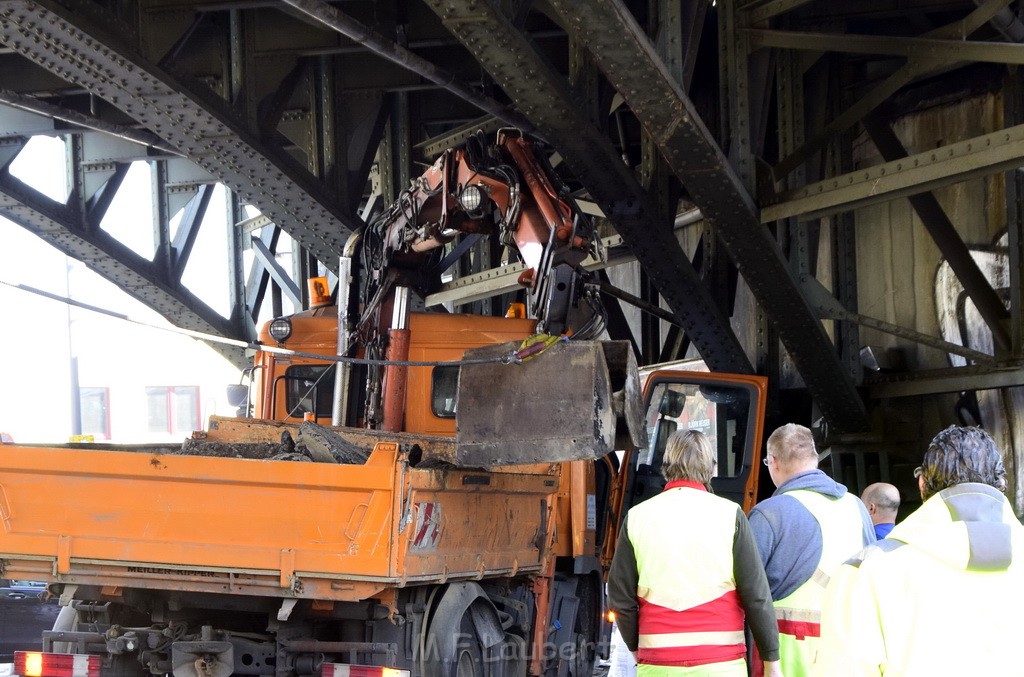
[772,490,866,677]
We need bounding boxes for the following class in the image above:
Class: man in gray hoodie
[748,423,875,677]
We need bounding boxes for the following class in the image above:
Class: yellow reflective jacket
[772,490,867,677]
[814,483,1024,676]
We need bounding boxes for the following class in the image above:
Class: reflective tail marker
[320,664,410,677]
[14,653,101,677]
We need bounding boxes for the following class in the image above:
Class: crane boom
[356,130,605,347]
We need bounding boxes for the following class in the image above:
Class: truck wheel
[423,584,501,677]
[454,613,484,677]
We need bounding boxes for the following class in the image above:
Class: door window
[633,376,760,507]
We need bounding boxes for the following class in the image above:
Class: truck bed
[0,420,559,604]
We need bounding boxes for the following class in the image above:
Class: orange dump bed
[0,435,559,603]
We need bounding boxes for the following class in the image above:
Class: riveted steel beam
[0,90,180,155]
[416,115,505,158]
[0,1,361,269]
[425,230,659,308]
[251,233,302,308]
[0,136,25,172]
[547,0,868,431]
[800,276,995,363]
[169,184,215,284]
[798,0,977,21]
[0,170,247,368]
[742,0,819,24]
[675,0,708,90]
[762,121,1024,222]
[423,0,752,375]
[865,363,1024,398]
[85,162,128,225]
[243,224,282,329]
[282,0,535,134]
[771,0,1013,181]
[747,28,1024,65]
[1005,74,1024,358]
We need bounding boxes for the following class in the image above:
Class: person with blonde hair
[607,429,782,676]
[748,423,873,677]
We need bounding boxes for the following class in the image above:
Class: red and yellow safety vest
[628,480,746,666]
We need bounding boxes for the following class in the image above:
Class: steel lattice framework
[1,0,1024,440]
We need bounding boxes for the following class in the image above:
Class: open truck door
[625,371,767,514]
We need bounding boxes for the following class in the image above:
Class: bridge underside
[0,0,1022,435]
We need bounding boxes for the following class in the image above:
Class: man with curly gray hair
[815,426,1024,675]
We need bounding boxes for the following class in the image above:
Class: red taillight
[13,652,101,677]
[320,665,410,677]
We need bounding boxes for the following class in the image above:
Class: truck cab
[248,306,537,435]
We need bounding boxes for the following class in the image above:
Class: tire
[454,612,485,677]
[424,585,499,677]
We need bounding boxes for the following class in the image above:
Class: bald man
[861,482,900,539]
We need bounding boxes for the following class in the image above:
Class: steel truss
[2,0,1024,436]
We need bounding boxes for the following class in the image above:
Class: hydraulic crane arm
[357,130,606,345]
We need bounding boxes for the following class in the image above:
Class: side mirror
[658,390,686,418]
[226,384,249,407]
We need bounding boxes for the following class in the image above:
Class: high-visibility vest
[773,490,866,677]
[628,482,746,667]
[813,483,1024,676]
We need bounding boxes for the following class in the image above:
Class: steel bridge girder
[0,0,361,270]
[0,170,248,368]
[423,0,754,377]
[546,0,869,432]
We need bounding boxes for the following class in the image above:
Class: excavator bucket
[455,339,648,466]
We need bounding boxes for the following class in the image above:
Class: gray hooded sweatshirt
[747,469,875,600]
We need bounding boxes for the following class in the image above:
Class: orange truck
[0,308,764,677]
[0,131,766,677]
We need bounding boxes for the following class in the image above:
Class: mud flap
[455,340,647,466]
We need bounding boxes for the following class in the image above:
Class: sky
[0,135,270,443]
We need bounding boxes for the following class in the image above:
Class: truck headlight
[459,185,485,212]
[269,318,292,343]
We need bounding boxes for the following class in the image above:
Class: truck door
[626,371,767,513]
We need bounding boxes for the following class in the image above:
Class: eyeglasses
[763,456,772,467]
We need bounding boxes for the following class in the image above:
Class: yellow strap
[514,333,564,361]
